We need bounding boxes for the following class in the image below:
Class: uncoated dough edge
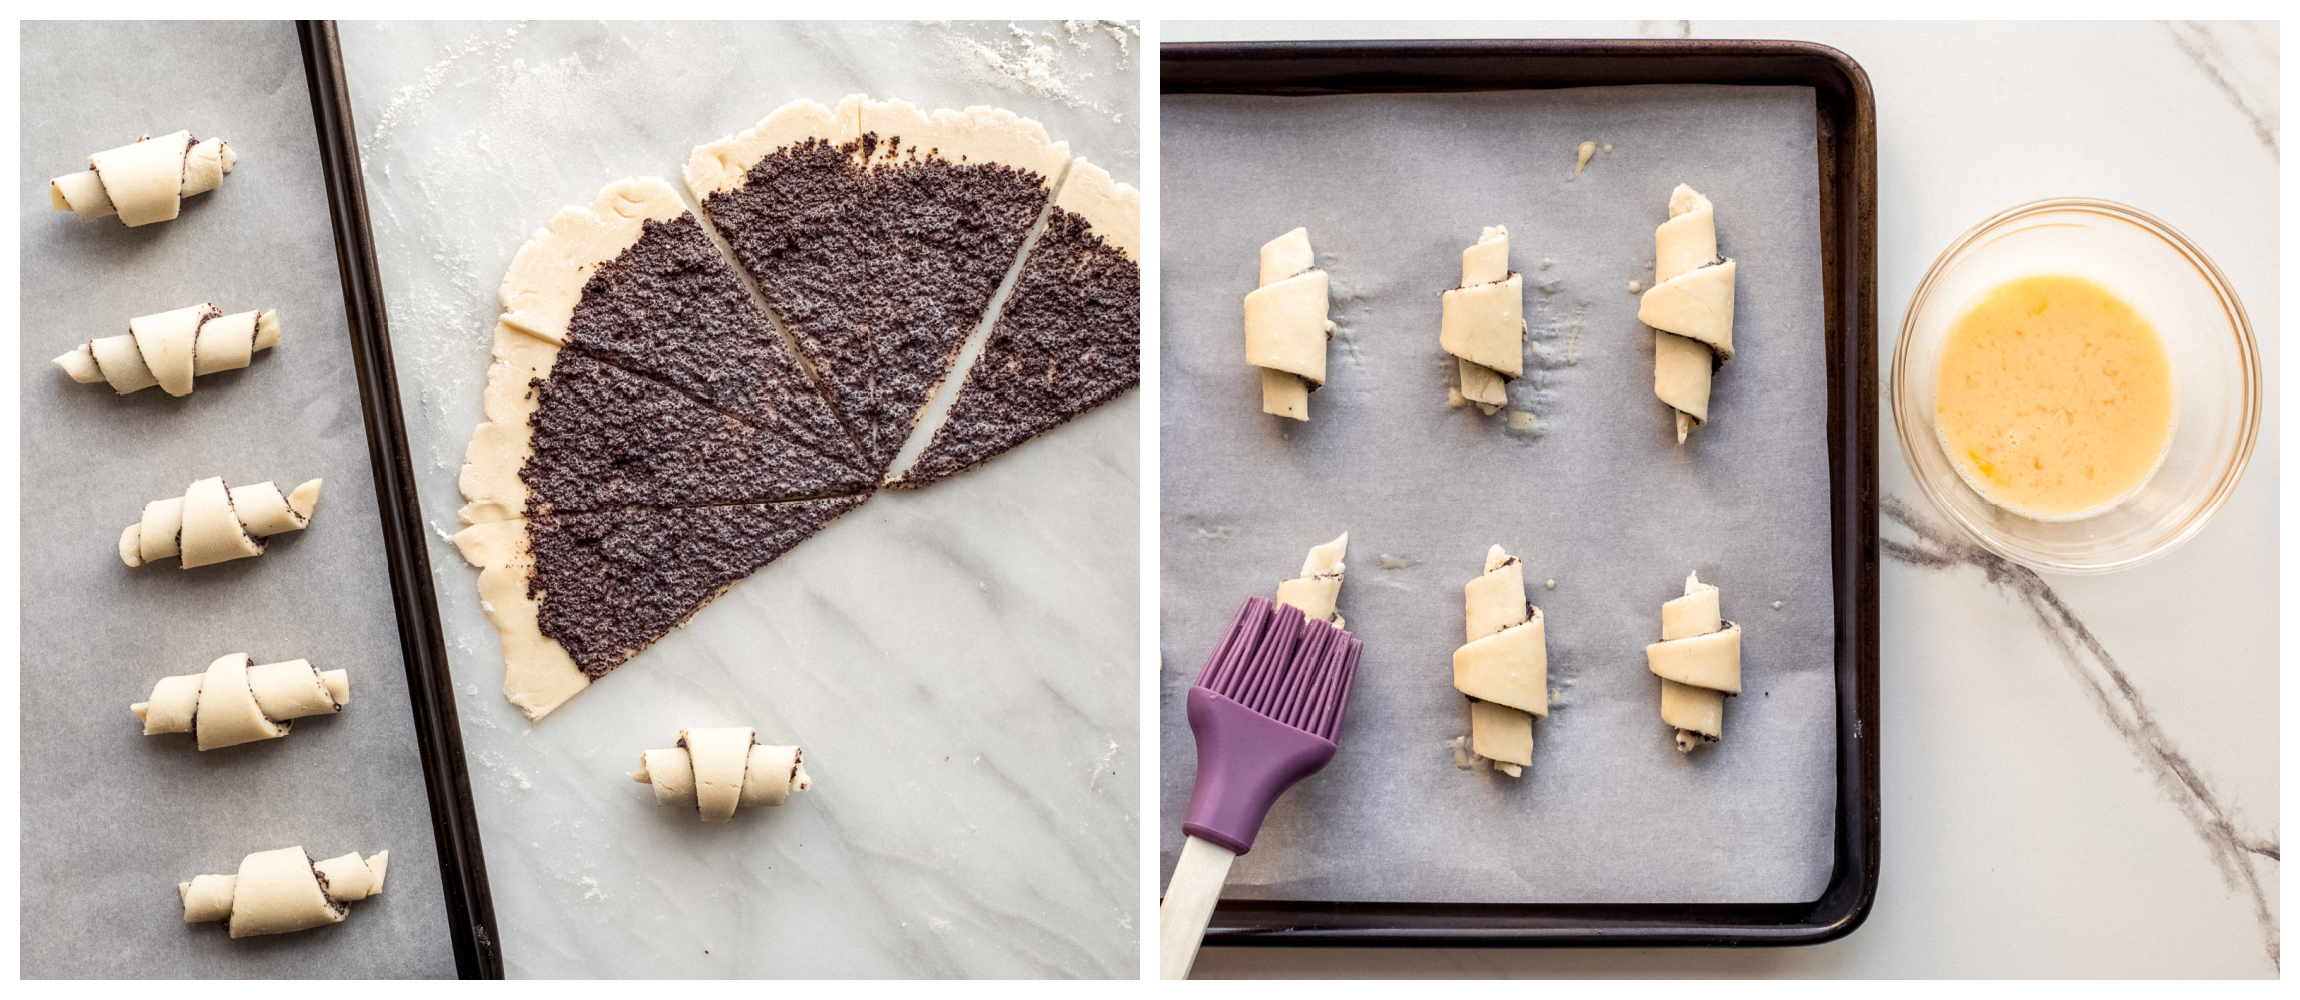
[682,96,861,200]
[454,176,684,721]
[458,176,685,527]
[859,97,1071,189]
[682,94,1073,206]
[1052,157,1141,263]
[452,517,587,721]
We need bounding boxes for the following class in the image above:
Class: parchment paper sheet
[21,22,454,977]
[1159,87,1837,903]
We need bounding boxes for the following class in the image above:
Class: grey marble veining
[1170,19,2278,979]
[337,20,1140,977]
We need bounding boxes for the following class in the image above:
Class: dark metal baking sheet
[17,20,496,977]
[1158,38,1879,947]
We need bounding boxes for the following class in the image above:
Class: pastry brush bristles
[1193,596,1362,741]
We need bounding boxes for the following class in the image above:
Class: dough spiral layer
[54,303,279,396]
[132,653,349,751]
[1645,570,1742,752]
[1637,184,1737,443]
[1453,544,1548,776]
[1440,226,1524,416]
[180,846,387,938]
[1274,532,1348,626]
[50,130,235,227]
[633,727,811,823]
[119,476,322,569]
[1244,227,1334,421]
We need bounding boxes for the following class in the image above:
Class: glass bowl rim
[1889,196,2262,575]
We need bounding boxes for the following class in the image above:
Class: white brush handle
[1158,834,1238,980]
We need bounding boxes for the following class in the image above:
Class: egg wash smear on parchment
[1933,274,2175,521]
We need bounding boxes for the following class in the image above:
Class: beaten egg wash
[1934,274,2174,520]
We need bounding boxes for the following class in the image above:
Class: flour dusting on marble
[948,21,1134,121]
[1088,737,1120,790]
[365,21,528,165]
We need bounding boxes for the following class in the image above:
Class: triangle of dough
[694,98,1070,476]
[892,159,1140,487]
[455,496,867,720]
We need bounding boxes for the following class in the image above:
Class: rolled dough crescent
[1454,544,1547,776]
[1645,570,1742,751]
[632,727,812,823]
[180,846,387,937]
[119,477,321,569]
[1439,226,1525,418]
[56,305,281,396]
[1637,184,1737,443]
[1244,227,1334,421]
[52,131,235,227]
[1274,532,1348,625]
[132,653,349,750]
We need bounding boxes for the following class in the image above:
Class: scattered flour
[1088,737,1120,790]
[365,22,528,164]
[952,21,1134,118]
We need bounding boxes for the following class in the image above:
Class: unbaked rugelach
[50,130,234,227]
[179,846,386,938]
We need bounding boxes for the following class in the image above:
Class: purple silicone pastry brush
[1158,595,1363,979]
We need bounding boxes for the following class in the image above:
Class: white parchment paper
[20,22,454,977]
[1159,86,1837,903]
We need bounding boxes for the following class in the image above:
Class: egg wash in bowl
[1932,274,2175,521]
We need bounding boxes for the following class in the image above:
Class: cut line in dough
[119,477,321,569]
[55,304,279,396]
[884,154,1142,488]
[51,131,235,226]
[632,727,812,823]
[460,176,729,527]
[1274,532,1348,626]
[1439,226,1524,417]
[459,95,1121,725]
[1638,184,1737,443]
[1454,544,1547,776]
[1245,227,1334,421]
[180,846,387,938]
[1645,570,1742,752]
[132,653,348,750]
[686,94,1074,475]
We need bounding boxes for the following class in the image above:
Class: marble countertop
[1165,19,2279,978]
[337,21,1141,977]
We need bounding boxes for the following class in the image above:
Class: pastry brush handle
[1158,834,1237,980]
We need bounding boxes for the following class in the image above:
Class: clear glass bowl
[1892,198,2261,574]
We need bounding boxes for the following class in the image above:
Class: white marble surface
[336,21,1140,977]
[1167,20,2279,978]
